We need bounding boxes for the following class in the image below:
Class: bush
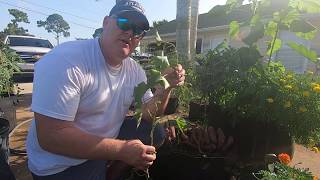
[0,42,21,96]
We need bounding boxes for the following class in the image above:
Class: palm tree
[190,0,199,58]
[176,0,192,62]
[176,0,199,63]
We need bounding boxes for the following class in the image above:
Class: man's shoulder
[55,39,95,52]
[124,57,143,70]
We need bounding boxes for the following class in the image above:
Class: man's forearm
[35,113,126,161]
[142,87,172,121]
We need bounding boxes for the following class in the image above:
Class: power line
[0,0,98,30]
[17,0,101,25]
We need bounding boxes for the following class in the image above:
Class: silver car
[4,35,53,76]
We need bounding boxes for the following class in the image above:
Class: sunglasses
[112,16,147,38]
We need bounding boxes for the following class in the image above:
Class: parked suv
[4,35,53,76]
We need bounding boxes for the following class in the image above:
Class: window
[8,37,53,48]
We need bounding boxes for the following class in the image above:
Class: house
[140,4,320,73]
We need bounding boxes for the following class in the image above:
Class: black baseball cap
[109,0,150,31]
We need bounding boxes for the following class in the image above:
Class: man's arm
[35,113,156,170]
[141,64,185,121]
[141,87,172,121]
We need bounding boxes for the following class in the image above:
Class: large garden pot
[0,118,10,164]
[206,103,294,164]
[188,101,208,121]
[0,118,15,180]
[0,96,17,132]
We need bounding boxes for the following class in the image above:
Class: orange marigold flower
[313,176,318,180]
[278,153,291,164]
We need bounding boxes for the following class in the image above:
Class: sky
[0,0,227,45]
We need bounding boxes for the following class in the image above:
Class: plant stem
[268,24,279,65]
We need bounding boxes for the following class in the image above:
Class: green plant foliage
[266,38,282,56]
[150,56,170,72]
[0,42,21,95]
[287,41,318,62]
[255,162,315,179]
[243,21,265,46]
[289,0,320,13]
[229,21,240,39]
[290,19,316,33]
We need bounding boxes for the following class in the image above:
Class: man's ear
[103,16,111,27]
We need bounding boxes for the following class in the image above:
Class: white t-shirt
[26,38,153,176]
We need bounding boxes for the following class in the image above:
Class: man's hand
[118,140,156,170]
[162,64,185,88]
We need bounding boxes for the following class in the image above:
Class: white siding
[275,31,311,73]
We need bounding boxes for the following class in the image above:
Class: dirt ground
[8,83,320,180]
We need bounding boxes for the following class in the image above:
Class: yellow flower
[312,147,319,153]
[287,74,293,79]
[313,86,320,93]
[311,83,320,87]
[299,106,307,113]
[314,176,318,180]
[266,98,274,103]
[278,153,291,165]
[303,91,310,97]
[284,101,291,108]
[285,85,293,90]
[280,79,286,83]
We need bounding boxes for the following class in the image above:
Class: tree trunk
[190,0,199,59]
[176,0,192,62]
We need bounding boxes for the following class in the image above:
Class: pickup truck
[4,35,53,76]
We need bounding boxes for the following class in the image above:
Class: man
[26,1,185,179]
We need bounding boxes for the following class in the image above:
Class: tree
[92,28,103,38]
[190,0,199,58]
[152,19,168,30]
[37,14,70,45]
[176,0,192,62]
[0,9,30,41]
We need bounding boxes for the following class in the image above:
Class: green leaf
[250,15,260,26]
[267,39,282,56]
[287,41,319,62]
[243,22,265,46]
[229,21,240,39]
[133,82,149,108]
[289,0,320,13]
[225,0,244,13]
[265,21,278,38]
[151,56,170,72]
[176,117,187,131]
[296,30,317,40]
[282,9,300,25]
[290,20,316,33]
[155,30,162,43]
[158,76,170,89]
[148,69,170,89]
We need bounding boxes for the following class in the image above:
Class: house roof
[144,1,314,37]
[145,4,252,37]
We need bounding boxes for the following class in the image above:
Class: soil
[7,83,320,180]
